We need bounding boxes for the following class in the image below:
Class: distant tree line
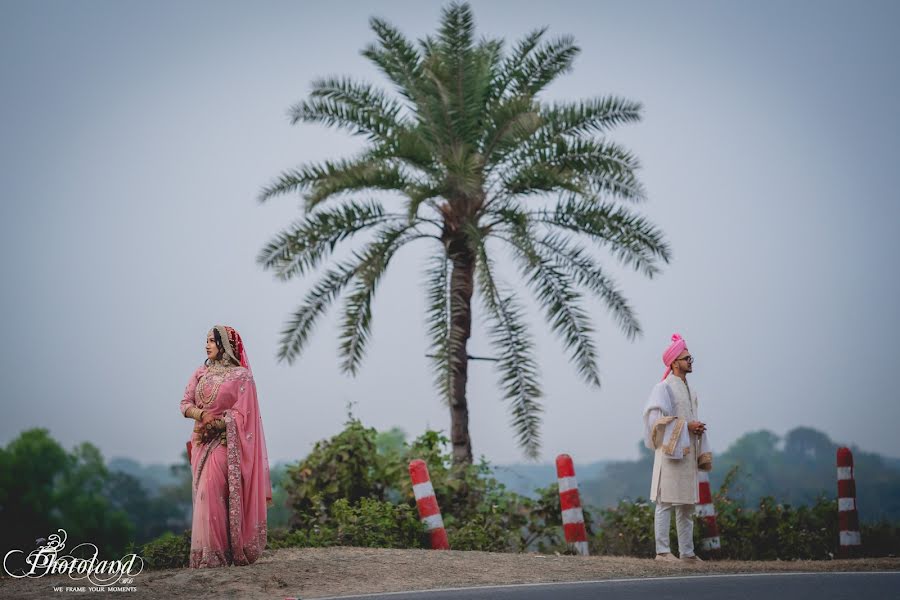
[579,426,900,524]
[0,429,190,573]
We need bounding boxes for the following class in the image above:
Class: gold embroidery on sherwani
[664,418,686,456]
[649,375,700,504]
[651,416,676,448]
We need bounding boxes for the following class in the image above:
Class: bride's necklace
[196,359,232,407]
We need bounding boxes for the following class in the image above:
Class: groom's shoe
[680,554,704,562]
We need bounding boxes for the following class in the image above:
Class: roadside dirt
[2,547,898,599]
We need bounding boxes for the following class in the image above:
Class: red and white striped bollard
[409,459,450,550]
[695,470,721,552]
[837,447,861,557]
[556,454,589,556]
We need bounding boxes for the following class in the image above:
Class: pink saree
[180,327,272,568]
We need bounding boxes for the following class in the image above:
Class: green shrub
[267,525,337,549]
[860,521,900,557]
[268,498,425,549]
[284,419,385,529]
[279,421,600,554]
[277,421,900,558]
[140,530,190,569]
[593,499,655,558]
[332,498,426,548]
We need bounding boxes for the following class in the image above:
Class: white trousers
[654,502,695,556]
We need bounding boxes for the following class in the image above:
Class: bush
[267,525,337,549]
[332,498,426,548]
[860,521,900,557]
[268,498,425,550]
[279,422,572,553]
[589,465,900,561]
[278,422,900,558]
[141,530,190,569]
[593,499,655,558]
[711,466,836,560]
[284,419,385,529]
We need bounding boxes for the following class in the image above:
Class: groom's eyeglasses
[677,355,694,364]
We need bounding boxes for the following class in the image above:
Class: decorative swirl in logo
[3,529,144,585]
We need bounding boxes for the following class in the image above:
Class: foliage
[278,420,579,553]
[591,465,900,560]
[5,423,900,565]
[270,498,426,550]
[580,427,900,525]
[259,1,669,463]
[0,429,134,573]
[860,520,900,557]
[284,418,387,528]
[267,463,292,529]
[331,498,426,548]
[267,525,336,550]
[593,499,656,558]
[277,419,900,558]
[710,466,837,560]
[140,531,191,570]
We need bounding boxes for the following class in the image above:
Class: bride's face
[206,333,219,361]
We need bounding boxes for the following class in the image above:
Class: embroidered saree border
[225,410,246,565]
[193,438,221,493]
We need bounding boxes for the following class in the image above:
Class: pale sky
[2,0,898,467]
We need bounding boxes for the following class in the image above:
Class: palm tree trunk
[447,237,475,466]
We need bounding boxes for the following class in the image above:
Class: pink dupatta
[182,326,272,566]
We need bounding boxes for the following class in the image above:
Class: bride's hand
[197,411,218,442]
[200,411,217,428]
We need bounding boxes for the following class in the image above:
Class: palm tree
[259,2,670,466]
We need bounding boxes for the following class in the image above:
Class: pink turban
[661,333,687,380]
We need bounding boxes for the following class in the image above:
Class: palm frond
[424,252,453,405]
[290,77,406,141]
[488,27,547,105]
[437,2,476,58]
[503,217,602,388]
[277,261,357,364]
[368,127,438,176]
[533,232,642,340]
[499,163,586,198]
[257,200,394,281]
[533,196,671,277]
[540,96,643,138]
[468,225,543,457]
[258,157,411,210]
[363,18,423,103]
[500,137,646,202]
[511,35,580,97]
[480,95,542,164]
[307,161,413,209]
[338,224,429,374]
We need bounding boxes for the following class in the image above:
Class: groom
[642,333,712,562]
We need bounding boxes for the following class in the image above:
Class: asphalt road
[318,572,900,600]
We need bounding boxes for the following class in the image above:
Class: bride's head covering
[210,325,250,371]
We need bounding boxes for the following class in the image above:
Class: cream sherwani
[644,373,712,556]
[643,374,701,504]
